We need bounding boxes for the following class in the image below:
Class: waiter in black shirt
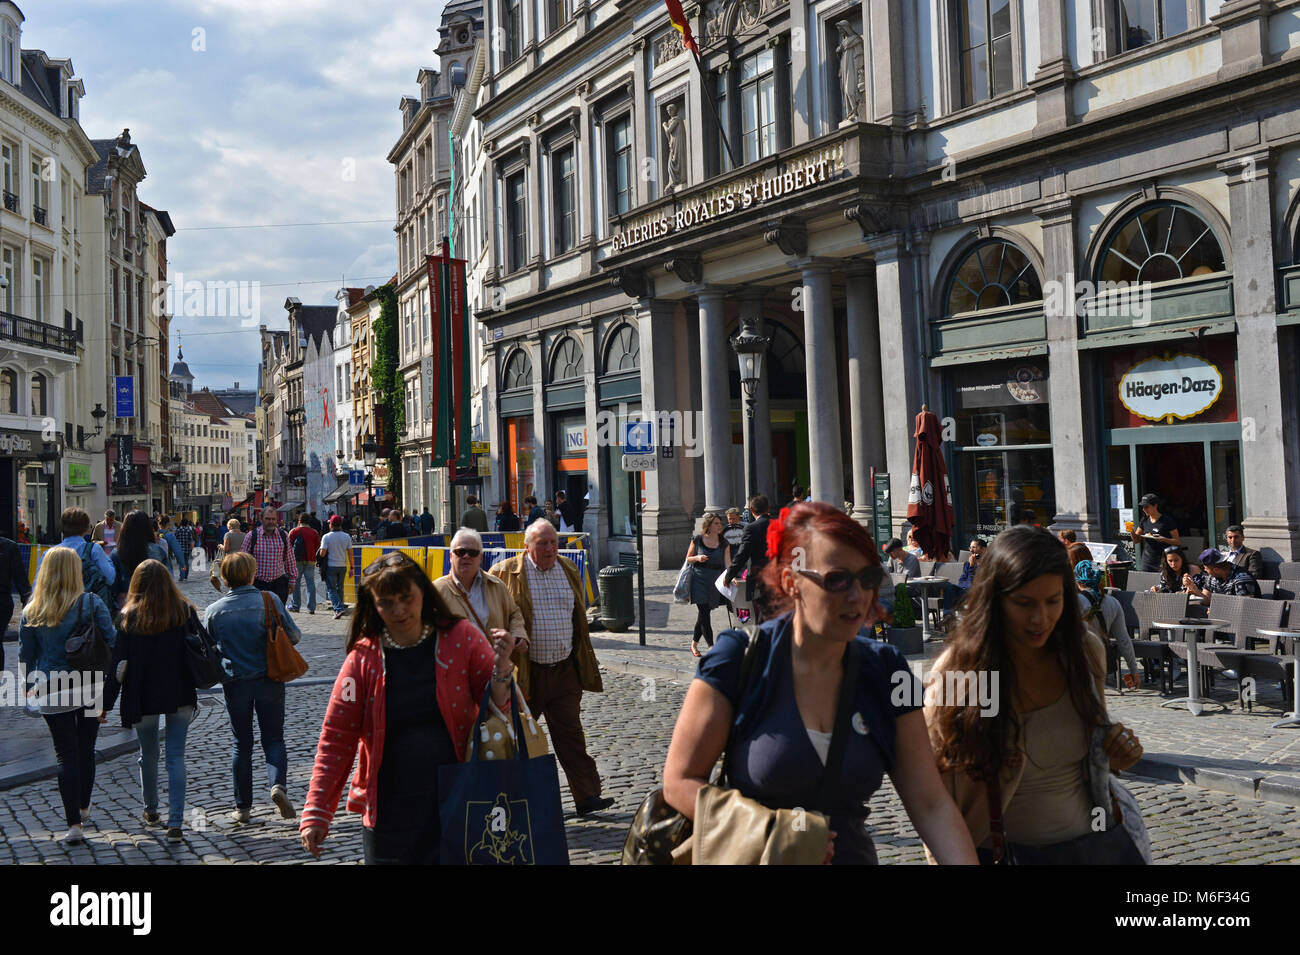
[724,494,772,621]
[0,535,33,670]
[1131,493,1181,572]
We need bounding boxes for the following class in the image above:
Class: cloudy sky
[24,0,445,390]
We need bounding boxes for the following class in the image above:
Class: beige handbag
[467,681,549,761]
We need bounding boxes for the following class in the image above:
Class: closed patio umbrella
[906,405,955,560]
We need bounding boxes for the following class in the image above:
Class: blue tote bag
[438,682,570,865]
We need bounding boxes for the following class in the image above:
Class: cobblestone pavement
[4,568,1300,863]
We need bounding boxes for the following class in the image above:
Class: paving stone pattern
[5,574,1300,863]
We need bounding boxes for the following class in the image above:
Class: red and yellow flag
[664,0,699,55]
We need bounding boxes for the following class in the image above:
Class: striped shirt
[241,525,298,587]
[524,554,574,665]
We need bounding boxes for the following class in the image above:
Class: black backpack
[292,532,307,561]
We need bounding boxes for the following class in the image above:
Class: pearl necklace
[381,623,434,649]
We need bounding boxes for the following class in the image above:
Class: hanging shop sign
[68,463,91,486]
[1117,353,1224,423]
[0,429,37,454]
[611,144,845,253]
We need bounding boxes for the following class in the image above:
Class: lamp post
[362,432,378,521]
[731,321,770,502]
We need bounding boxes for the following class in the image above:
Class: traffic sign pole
[637,487,646,647]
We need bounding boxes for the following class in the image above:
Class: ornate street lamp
[90,402,107,436]
[362,433,379,517]
[731,322,770,501]
[40,440,59,477]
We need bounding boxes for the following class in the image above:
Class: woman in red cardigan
[300,551,516,864]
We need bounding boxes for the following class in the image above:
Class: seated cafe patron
[1184,548,1260,601]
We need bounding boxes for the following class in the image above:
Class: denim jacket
[203,584,302,680]
[19,592,118,709]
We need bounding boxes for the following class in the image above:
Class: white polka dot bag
[468,680,550,761]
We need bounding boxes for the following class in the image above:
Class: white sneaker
[61,825,85,845]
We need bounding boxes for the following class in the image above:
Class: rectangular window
[956,0,1014,108]
[1,246,13,313]
[32,258,44,322]
[609,115,633,217]
[506,172,527,272]
[504,0,523,62]
[1115,0,1189,52]
[548,0,570,33]
[553,145,576,254]
[1,142,13,199]
[740,49,777,165]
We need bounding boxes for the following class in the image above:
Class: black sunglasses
[796,566,889,594]
[363,552,415,575]
[452,548,481,558]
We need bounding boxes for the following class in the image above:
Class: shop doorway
[1105,434,1242,558]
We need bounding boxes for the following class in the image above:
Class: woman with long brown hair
[300,551,517,864]
[924,526,1147,864]
[109,510,169,609]
[663,502,976,864]
[116,559,200,843]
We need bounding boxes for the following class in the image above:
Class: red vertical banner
[425,254,444,467]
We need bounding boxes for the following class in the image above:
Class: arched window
[30,372,45,416]
[550,336,583,381]
[0,368,14,413]
[604,324,639,373]
[945,239,1043,316]
[502,348,532,391]
[1098,201,1226,285]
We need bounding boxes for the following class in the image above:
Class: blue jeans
[288,561,316,612]
[222,677,287,809]
[323,567,346,612]
[134,707,194,828]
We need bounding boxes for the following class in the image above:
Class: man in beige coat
[490,519,611,814]
[433,528,528,646]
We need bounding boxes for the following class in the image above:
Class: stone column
[867,233,921,531]
[1037,197,1102,538]
[800,262,844,506]
[637,299,693,568]
[844,261,885,525]
[483,343,502,505]
[529,333,547,505]
[738,290,772,504]
[1211,0,1274,81]
[1221,150,1300,560]
[693,286,734,513]
[581,321,603,565]
[1030,0,1073,135]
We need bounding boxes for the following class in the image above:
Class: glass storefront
[601,402,640,537]
[17,464,55,543]
[551,411,588,523]
[505,416,535,516]
[1101,336,1241,554]
[949,360,1055,542]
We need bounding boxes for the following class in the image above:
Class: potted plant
[884,582,923,655]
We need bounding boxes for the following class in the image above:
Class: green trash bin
[599,565,636,632]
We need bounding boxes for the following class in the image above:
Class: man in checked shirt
[241,508,298,605]
[491,519,613,815]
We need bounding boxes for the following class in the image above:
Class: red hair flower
[766,507,792,560]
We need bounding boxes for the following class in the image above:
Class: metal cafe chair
[1131,591,1189,695]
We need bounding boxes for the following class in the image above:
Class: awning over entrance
[275,500,304,513]
[323,482,360,504]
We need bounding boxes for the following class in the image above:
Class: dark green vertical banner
[451,257,473,470]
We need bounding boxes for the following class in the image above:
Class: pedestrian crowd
[17,481,1274,865]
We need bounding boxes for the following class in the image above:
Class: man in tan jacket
[490,519,611,814]
[433,528,528,645]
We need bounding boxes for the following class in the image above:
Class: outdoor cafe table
[909,576,948,643]
[1152,619,1228,716]
[1256,628,1300,729]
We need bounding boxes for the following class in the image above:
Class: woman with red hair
[661,502,976,865]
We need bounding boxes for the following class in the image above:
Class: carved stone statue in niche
[835,20,865,124]
[662,103,686,194]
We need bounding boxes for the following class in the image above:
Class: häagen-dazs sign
[1118,353,1223,422]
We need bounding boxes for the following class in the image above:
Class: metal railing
[33,205,47,226]
[2,191,17,212]
[0,309,77,355]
